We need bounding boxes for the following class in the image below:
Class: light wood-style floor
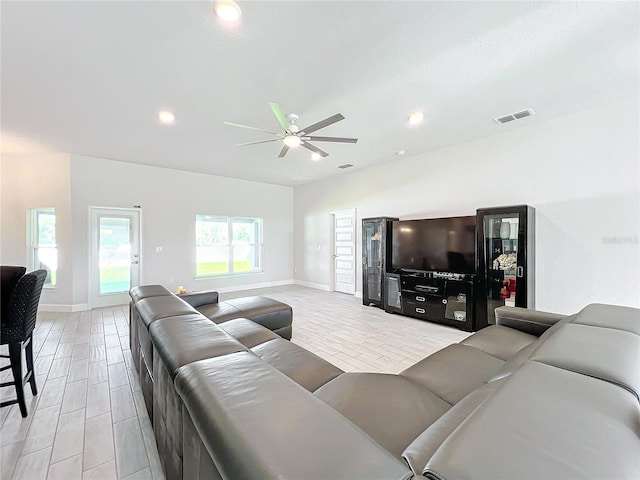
[0,285,470,480]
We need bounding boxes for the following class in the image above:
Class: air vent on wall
[338,164,354,169]
[494,108,535,125]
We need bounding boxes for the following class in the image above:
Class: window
[28,208,57,286]
[195,215,263,277]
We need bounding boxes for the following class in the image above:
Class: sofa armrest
[178,290,219,308]
[495,306,566,336]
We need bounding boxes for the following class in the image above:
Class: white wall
[1,153,293,310]
[0,153,75,307]
[293,98,640,314]
[70,155,294,306]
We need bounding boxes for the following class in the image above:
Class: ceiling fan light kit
[214,0,242,24]
[283,135,301,148]
[224,102,358,159]
[158,110,175,124]
[408,111,424,125]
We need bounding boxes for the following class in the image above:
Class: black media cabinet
[398,272,476,331]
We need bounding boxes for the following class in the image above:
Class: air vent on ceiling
[338,164,354,169]
[494,108,535,125]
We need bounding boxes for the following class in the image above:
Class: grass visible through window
[197,261,251,276]
[100,266,130,294]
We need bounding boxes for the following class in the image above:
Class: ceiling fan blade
[269,102,290,131]
[303,136,358,144]
[299,113,345,135]
[278,144,290,158]
[236,138,281,147]
[301,141,329,158]
[223,121,280,135]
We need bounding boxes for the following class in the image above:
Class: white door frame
[330,208,356,295]
[88,206,142,308]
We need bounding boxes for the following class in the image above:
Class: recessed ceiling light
[215,0,242,24]
[158,110,175,124]
[311,153,321,161]
[408,112,424,125]
[283,135,301,148]
[396,150,406,156]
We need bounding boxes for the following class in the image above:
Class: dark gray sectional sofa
[129,285,640,480]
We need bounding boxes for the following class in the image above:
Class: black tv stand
[397,271,476,331]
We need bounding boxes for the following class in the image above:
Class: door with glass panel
[89,208,141,307]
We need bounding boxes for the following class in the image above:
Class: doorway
[89,207,141,308]
[331,209,356,295]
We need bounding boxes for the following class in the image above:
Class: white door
[332,209,356,295]
[89,207,141,307]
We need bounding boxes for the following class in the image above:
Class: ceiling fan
[223,102,358,158]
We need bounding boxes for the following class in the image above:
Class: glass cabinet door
[482,213,522,324]
[476,205,534,329]
[362,216,398,308]
[364,221,383,302]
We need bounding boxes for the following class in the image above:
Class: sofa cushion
[195,301,242,323]
[314,373,451,459]
[130,284,172,303]
[252,338,343,392]
[569,302,640,334]
[150,314,247,379]
[225,296,292,332]
[531,322,640,400]
[400,344,505,405]
[136,295,198,328]
[218,318,280,348]
[272,324,292,340]
[175,352,412,480]
[198,295,293,340]
[490,341,538,381]
[460,324,537,361]
[423,361,640,480]
[402,379,504,474]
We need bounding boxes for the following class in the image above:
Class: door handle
[132,260,139,264]
[517,266,524,277]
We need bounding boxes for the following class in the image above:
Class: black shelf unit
[362,217,398,308]
[476,205,535,329]
[399,272,476,331]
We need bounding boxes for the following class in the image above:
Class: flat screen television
[391,216,476,274]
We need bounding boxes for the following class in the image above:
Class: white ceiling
[1,1,638,186]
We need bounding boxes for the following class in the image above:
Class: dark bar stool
[0,269,47,417]
[1,266,26,314]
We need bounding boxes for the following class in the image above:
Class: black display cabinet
[476,205,535,329]
[362,217,398,308]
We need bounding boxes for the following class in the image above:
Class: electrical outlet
[156,246,163,253]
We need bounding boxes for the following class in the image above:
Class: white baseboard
[39,303,90,312]
[214,279,295,294]
[38,280,341,310]
[354,291,363,299]
[293,280,331,292]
